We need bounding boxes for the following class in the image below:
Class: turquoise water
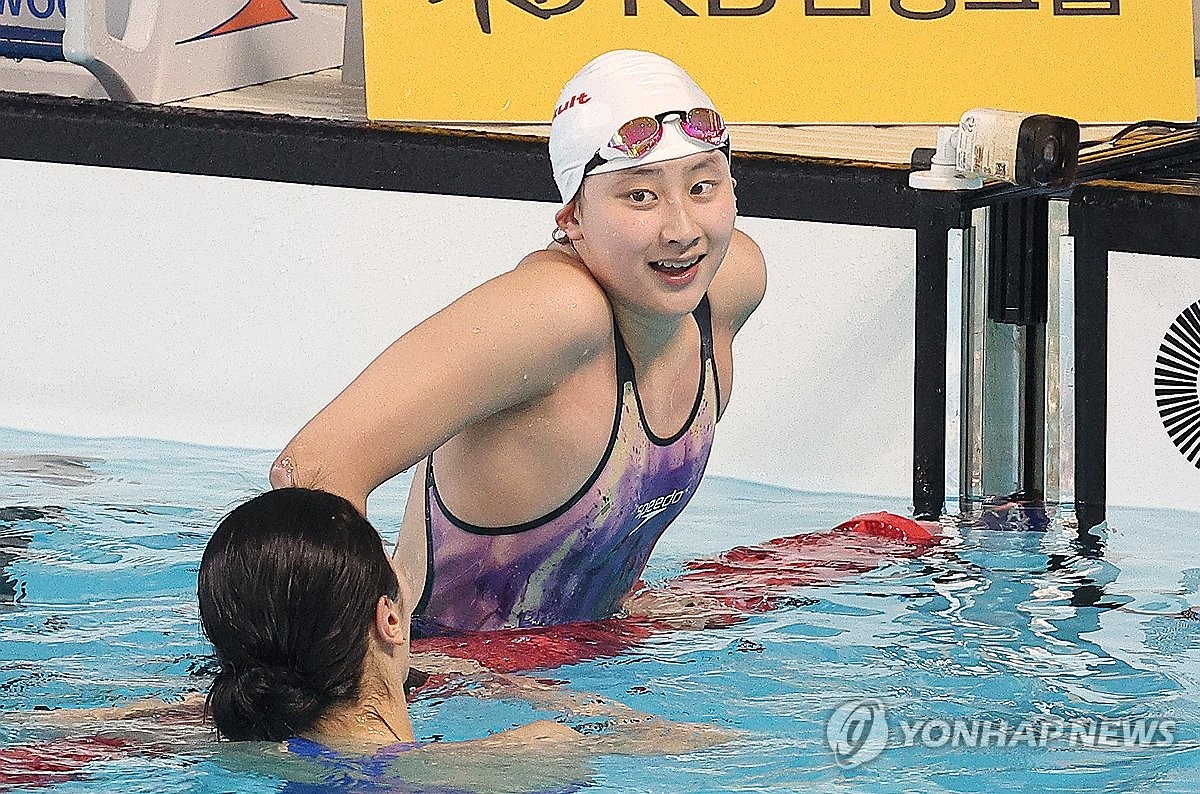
[1,426,1198,792]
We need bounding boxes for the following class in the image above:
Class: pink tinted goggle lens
[608,108,727,159]
[609,116,663,158]
[678,108,726,144]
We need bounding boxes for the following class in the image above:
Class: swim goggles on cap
[583,108,729,175]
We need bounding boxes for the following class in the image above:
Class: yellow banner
[362,0,1196,123]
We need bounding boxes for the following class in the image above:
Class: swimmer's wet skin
[270,49,766,637]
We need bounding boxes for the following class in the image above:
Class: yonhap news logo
[826,698,890,767]
[825,698,1176,768]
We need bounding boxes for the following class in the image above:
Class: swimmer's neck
[309,683,415,750]
[611,302,695,367]
[309,702,415,750]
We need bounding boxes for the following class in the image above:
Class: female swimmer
[271,50,767,637]
[196,488,725,775]
[198,487,428,745]
[3,488,722,791]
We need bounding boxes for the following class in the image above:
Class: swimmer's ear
[374,594,407,646]
[554,200,583,242]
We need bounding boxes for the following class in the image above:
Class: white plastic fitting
[909,127,985,191]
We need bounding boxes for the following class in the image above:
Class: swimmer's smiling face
[556,149,736,318]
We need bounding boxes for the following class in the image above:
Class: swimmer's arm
[412,650,732,752]
[396,712,727,794]
[409,651,634,719]
[271,253,612,512]
[710,228,767,338]
[383,723,593,794]
[9,691,207,726]
[458,669,735,755]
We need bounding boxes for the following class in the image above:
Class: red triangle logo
[178,0,298,44]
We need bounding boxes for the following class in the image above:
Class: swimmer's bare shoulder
[273,249,613,512]
[365,722,587,794]
[511,245,614,337]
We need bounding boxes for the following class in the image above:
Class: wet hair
[198,488,399,741]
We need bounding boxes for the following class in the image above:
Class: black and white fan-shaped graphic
[1156,300,1200,469]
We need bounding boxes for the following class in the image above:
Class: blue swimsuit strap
[287,735,427,759]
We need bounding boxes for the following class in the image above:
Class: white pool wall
[1,158,916,499]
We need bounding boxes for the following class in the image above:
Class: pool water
[1,426,1198,792]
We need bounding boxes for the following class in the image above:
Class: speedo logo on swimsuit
[632,489,686,530]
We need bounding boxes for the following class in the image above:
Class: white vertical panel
[0,158,538,447]
[1107,251,1200,511]
[726,217,915,497]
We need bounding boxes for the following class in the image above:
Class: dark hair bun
[207,665,326,742]
[199,489,401,742]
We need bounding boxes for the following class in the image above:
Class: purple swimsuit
[412,297,720,636]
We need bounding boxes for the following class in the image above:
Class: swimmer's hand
[581,716,737,756]
[620,586,741,630]
[458,671,736,755]
[409,649,490,676]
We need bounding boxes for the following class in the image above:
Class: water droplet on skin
[472,326,481,333]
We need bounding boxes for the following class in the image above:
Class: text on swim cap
[554,92,590,119]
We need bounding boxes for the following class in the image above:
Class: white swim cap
[549,50,725,204]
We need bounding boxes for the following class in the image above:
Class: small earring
[552,227,570,245]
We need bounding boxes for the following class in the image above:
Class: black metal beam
[0,91,559,200]
[912,212,969,518]
[0,90,963,231]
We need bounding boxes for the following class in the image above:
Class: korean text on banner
[362,0,1196,124]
